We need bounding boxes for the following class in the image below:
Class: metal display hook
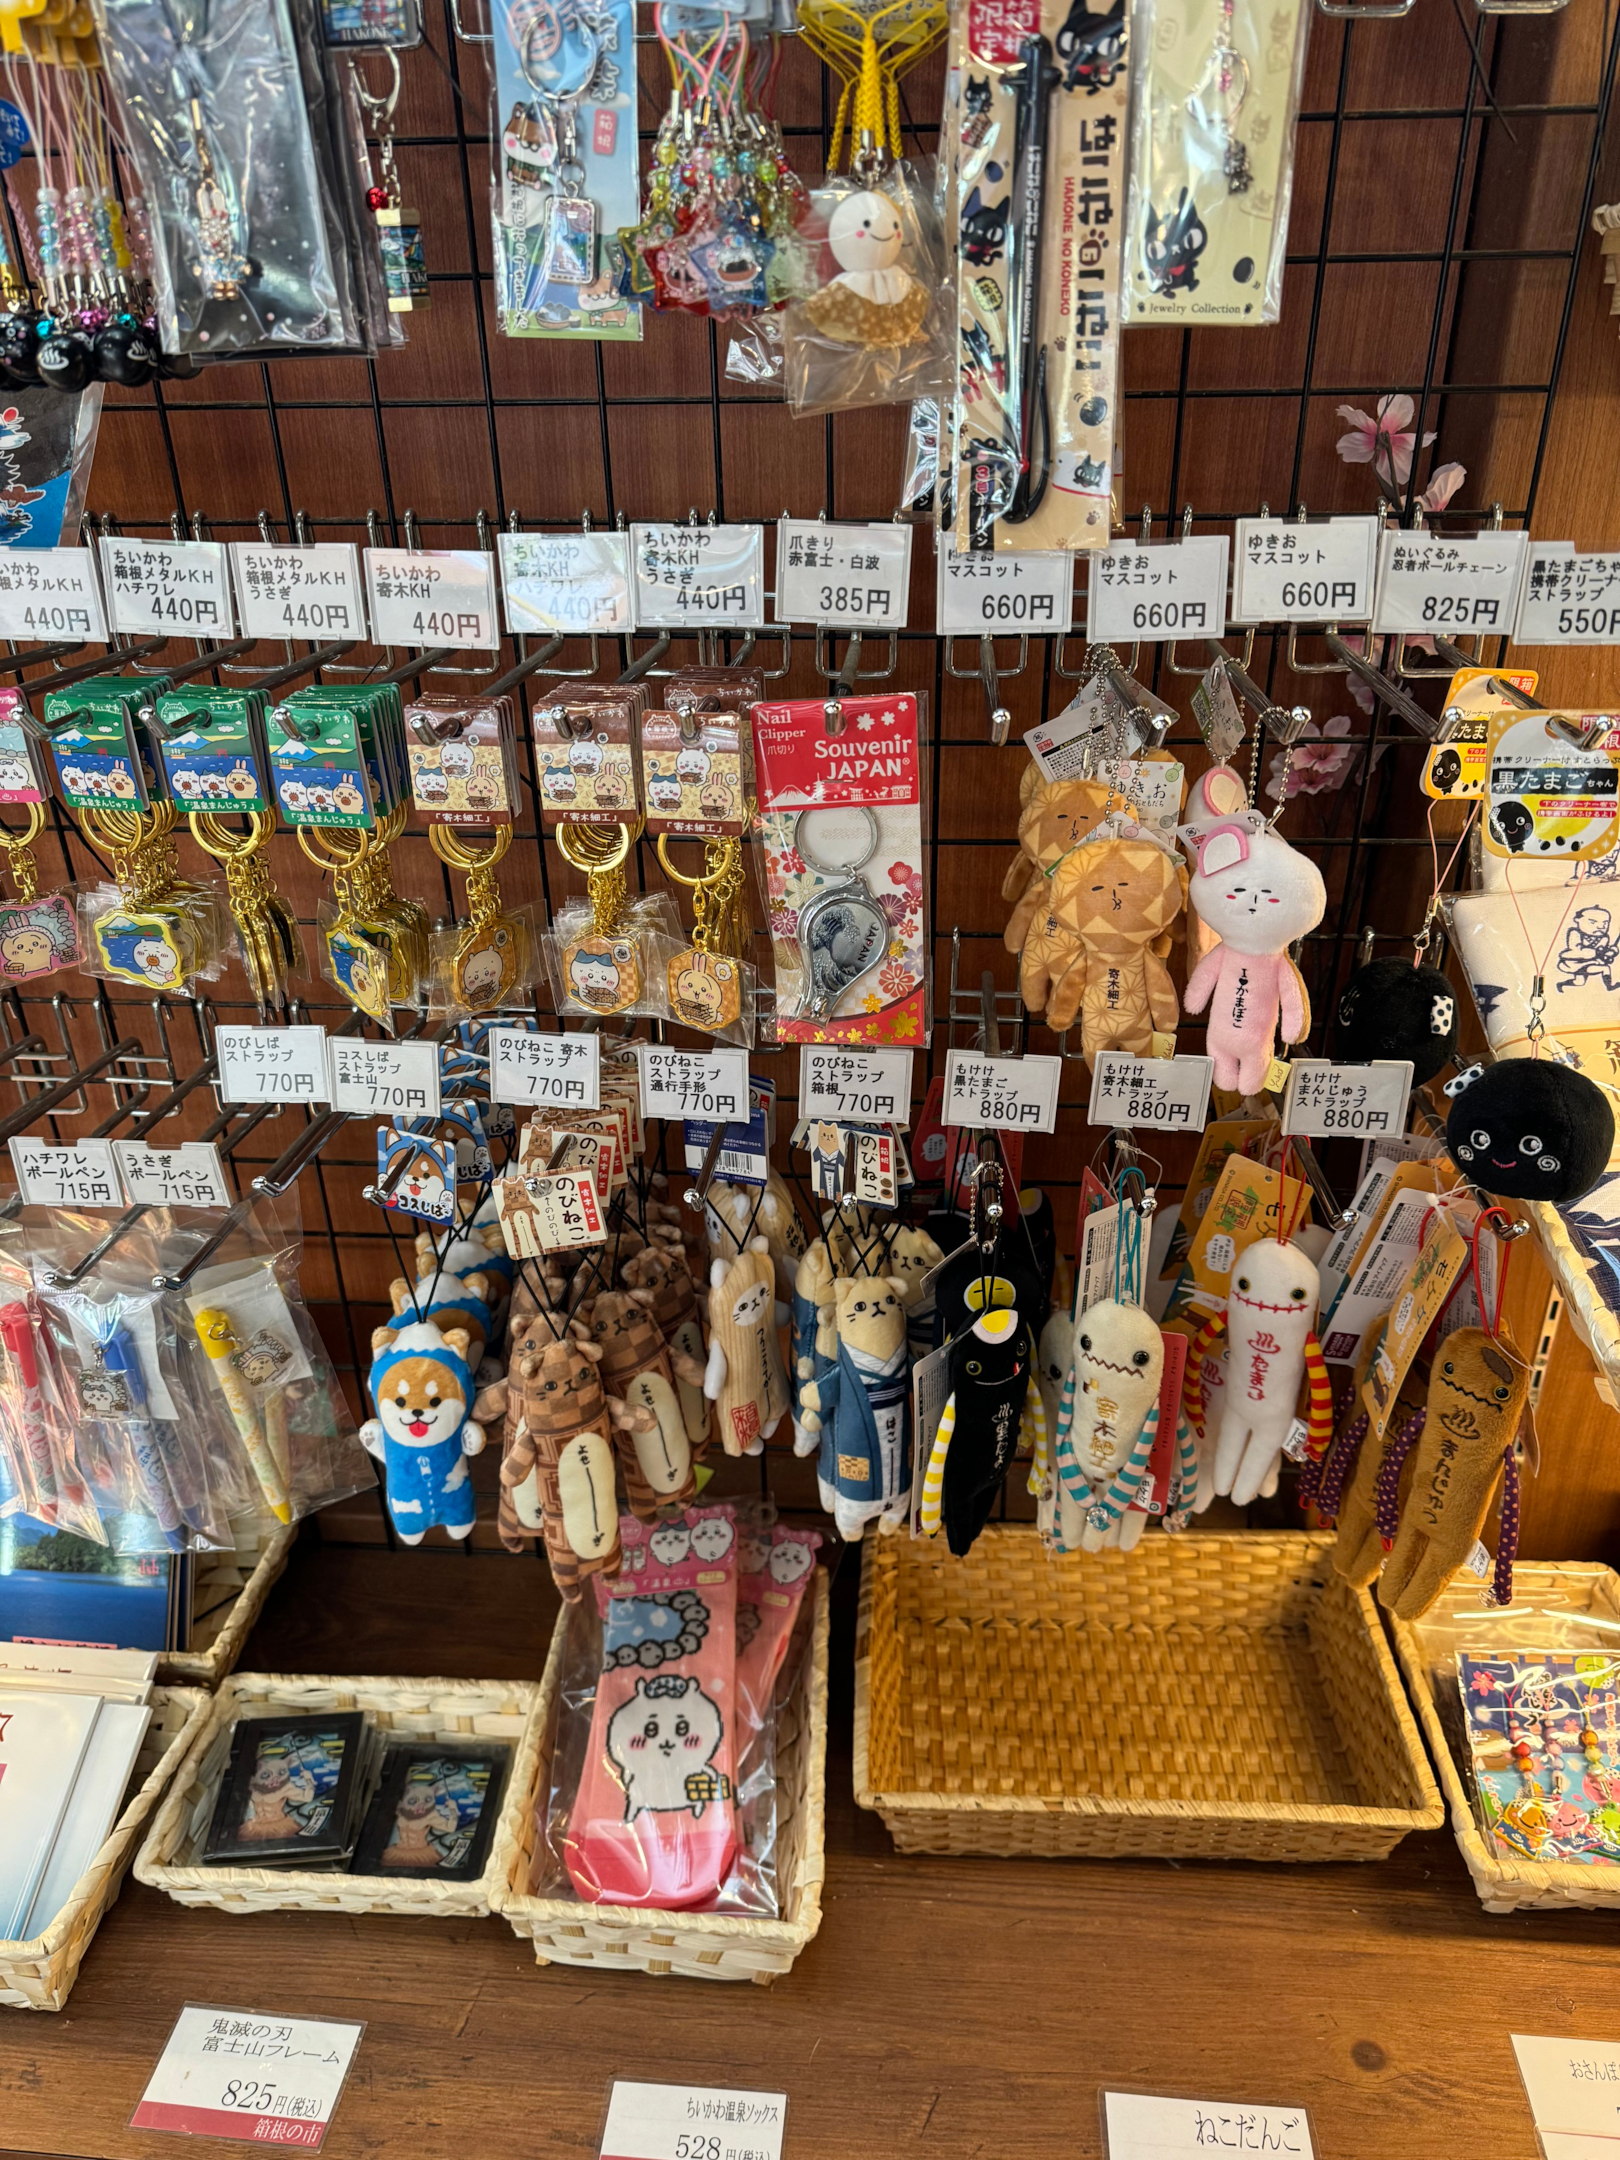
[1157,505,1255,678]
[1321,631,1443,740]
[683,1122,729,1214]
[1287,1137,1356,1233]
[1206,642,1314,747]
[818,626,898,731]
[0,1039,144,1145]
[14,640,169,740]
[1057,503,1151,680]
[946,633,1025,746]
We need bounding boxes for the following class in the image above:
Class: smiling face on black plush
[1445,1058,1615,1205]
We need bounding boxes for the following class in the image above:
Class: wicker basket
[854,1527,1443,1863]
[1389,1560,1620,1914]
[0,1685,210,2013]
[158,1520,297,1687]
[492,1566,828,1984]
[134,1673,537,1917]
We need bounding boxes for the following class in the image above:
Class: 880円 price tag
[1281,1059,1413,1139]
[941,1050,1063,1133]
[1088,1052,1215,1132]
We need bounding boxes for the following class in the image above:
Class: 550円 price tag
[941,1050,1063,1133]
[130,2004,365,2150]
[599,2081,788,2160]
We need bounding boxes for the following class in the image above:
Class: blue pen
[99,1317,188,1554]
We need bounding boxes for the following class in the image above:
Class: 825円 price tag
[941,1050,1062,1133]
[487,1026,600,1109]
[798,1044,913,1126]
[130,2004,365,2150]
[216,1026,331,1105]
[775,519,912,629]
[1088,1052,1214,1132]
[328,1038,442,1117]
[1371,528,1529,637]
[1281,1059,1413,1138]
[637,1044,749,1123]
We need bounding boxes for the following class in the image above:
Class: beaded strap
[1305,1407,1367,1525]
[1374,1406,1427,1546]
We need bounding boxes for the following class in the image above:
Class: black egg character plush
[1333,958,1458,1087]
[0,309,41,385]
[35,326,94,393]
[93,319,158,388]
[1446,1059,1614,1206]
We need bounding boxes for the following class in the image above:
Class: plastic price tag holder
[216,1025,331,1105]
[130,2003,365,2149]
[8,1136,125,1207]
[100,536,236,638]
[940,1050,1062,1133]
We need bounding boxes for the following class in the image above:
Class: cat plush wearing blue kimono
[800,1274,911,1540]
[360,1317,485,1542]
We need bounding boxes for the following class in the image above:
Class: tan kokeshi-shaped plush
[704,1238,791,1456]
[578,1288,702,1516]
[506,1334,621,1599]
[707,1170,808,1303]
[1378,1328,1530,1620]
[1025,835,1186,1056]
[621,1243,711,1454]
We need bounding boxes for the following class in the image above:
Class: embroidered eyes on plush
[1235,1274,1308,1301]
[1439,1355,1513,1402]
[1455,1126,1560,1176]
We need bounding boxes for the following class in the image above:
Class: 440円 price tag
[364,547,500,650]
[631,522,766,630]
[216,1025,331,1106]
[488,1026,601,1109]
[941,1050,1063,1133]
[1088,1052,1214,1132]
[798,1044,912,1126]
[599,2080,788,2160]
[637,1044,750,1124]
[130,2004,365,2150]
[101,535,236,638]
[231,543,367,642]
[0,547,107,640]
[499,528,633,638]
[1281,1059,1413,1139]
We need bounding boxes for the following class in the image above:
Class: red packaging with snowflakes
[749,691,929,1046]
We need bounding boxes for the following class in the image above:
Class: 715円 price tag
[8,1136,124,1207]
[941,1050,1062,1133]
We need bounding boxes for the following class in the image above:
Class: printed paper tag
[1190,662,1245,760]
[637,1044,750,1124]
[101,536,235,638]
[1515,543,1620,645]
[0,547,107,640]
[909,1335,956,1534]
[1464,1536,1494,1581]
[9,1135,123,1207]
[598,2081,788,2160]
[936,536,1073,636]
[1101,2090,1316,2160]
[130,2004,364,2149]
[1087,536,1230,646]
[1282,1417,1310,1463]
[364,548,500,650]
[230,544,367,642]
[494,1168,606,1256]
[1370,528,1530,638]
[1232,517,1377,625]
[216,1025,331,1105]
[776,518,912,629]
[329,1038,442,1118]
[112,1140,231,1208]
[499,529,633,637]
[1281,1059,1413,1139]
[799,1044,913,1126]
[630,523,766,630]
[684,1111,769,1187]
[941,1050,1063,1133]
[487,1027,600,1109]
[1486,707,1620,860]
[1512,2034,1620,2141]
[1089,1053,1214,1133]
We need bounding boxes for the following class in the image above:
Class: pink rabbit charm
[1182,817,1325,1095]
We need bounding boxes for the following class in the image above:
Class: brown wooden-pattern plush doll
[620,1243,711,1456]
[503,1334,621,1599]
[704,1239,791,1456]
[1021,834,1186,1058]
[1375,1328,1532,1619]
[577,1288,703,1516]
[1001,777,1114,953]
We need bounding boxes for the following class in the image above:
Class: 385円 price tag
[798,1044,913,1126]
[598,2080,788,2160]
[216,1026,331,1106]
[499,529,633,637]
[8,1136,124,1207]
[1371,528,1529,637]
[941,1050,1063,1133]
[130,2004,365,2149]
[1281,1059,1413,1139]
[487,1026,600,1109]
[637,1044,750,1124]
[775,519,912,629]
[1087,536,1230,645]
[1088,1053,1214,1132]
[631,523,766,630]
[101,536,235,638]
[936,537,1074,636]
[231,543,367,642]
[112,1140,232,1208]
[1231,517,1377,625]
[0,547,107,640]
[1514,542,1620,645]
[364,547,500,650]
[328,1037,442,1117]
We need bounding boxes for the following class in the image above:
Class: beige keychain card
[1358,1213,1467,1447]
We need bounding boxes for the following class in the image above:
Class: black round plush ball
[1333,958,1459,1086]
[0,310,41,385]
[93,320,158,389]
[1447,1060,1614,1207]
[34,328,94,394]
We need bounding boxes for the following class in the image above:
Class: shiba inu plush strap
[359,1317,484,1544]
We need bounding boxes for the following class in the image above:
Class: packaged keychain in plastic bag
[0,1234,104,1541]
[0,691,81,985]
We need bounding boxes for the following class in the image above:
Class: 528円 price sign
[596,2080,788,2160]
[941,1051,1063,1133]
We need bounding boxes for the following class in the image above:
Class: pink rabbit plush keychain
[1181,810,1325,1095]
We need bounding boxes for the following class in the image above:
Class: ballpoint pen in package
[0,1262,102,1542]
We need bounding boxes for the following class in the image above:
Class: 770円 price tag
[941,1050,1062,1133]
[637,1044,749,1123]
[216,1025,331,1105]
[798,1044,912,1126]
[1280,1059,1412,1139]
[487,1026,601,1109]
[598,2081,788,2160]
[130,2004,365,2150]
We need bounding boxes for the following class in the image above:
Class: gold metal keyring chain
[0,801,44,903]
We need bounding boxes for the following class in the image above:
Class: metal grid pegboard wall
[0,0,1615,1546]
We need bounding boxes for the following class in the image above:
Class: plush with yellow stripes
[919,1305,1036,1556]
[1051,1300,1196,1554]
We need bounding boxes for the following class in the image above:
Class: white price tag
[1088,1052,1214,1132]
[631,523,766,630]
[1232,516,1377,625]
[328,1038,442,1117]
[1087,536,1230,645]
[1281,1059,1413,1139]
[487,1026,601,1109]
[936,537,1073,636]
[1513,2035,1620,2142]
[941,1050,1063,1134]
[230,543,367,642]
[130,2003,365,2148]
[364,548,500,650]
[637,1044,750,1124]
[775,518,912,628]
[0,548,107,641]
[216,1025,330,1106]
[499,529,633,637]
[8,1136,124,1207]
[798,1044,913,1126]
[1371,528,1529,637]
[1464,1535,1494,1581]
[1102,2091,1316,2160]
[598,2081,788,2160]
[112,1140,231,1208]
[100,536,236,638]
[1514,542,1620,645]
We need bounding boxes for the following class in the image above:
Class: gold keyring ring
[556,817,638,874]
[0,803,45,853]
[653,832,713,890]
[429,823,513,874]
[192,810,275,864]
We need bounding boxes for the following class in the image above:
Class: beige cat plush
[1024,834,1186,1058]
[704,1239,791,1456]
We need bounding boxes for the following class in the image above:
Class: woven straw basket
[1390,1561,1620,1914]
[492,1565,828,1984]
[854,1527,1443,1862]
[134,1672,538,1917]
[158,1521,297,1687]
[0,1685,210,2013]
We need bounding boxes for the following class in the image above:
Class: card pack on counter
[1457,1651,1620,1868]
[349,1740,511,1882]
[202,1711,373,1868]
